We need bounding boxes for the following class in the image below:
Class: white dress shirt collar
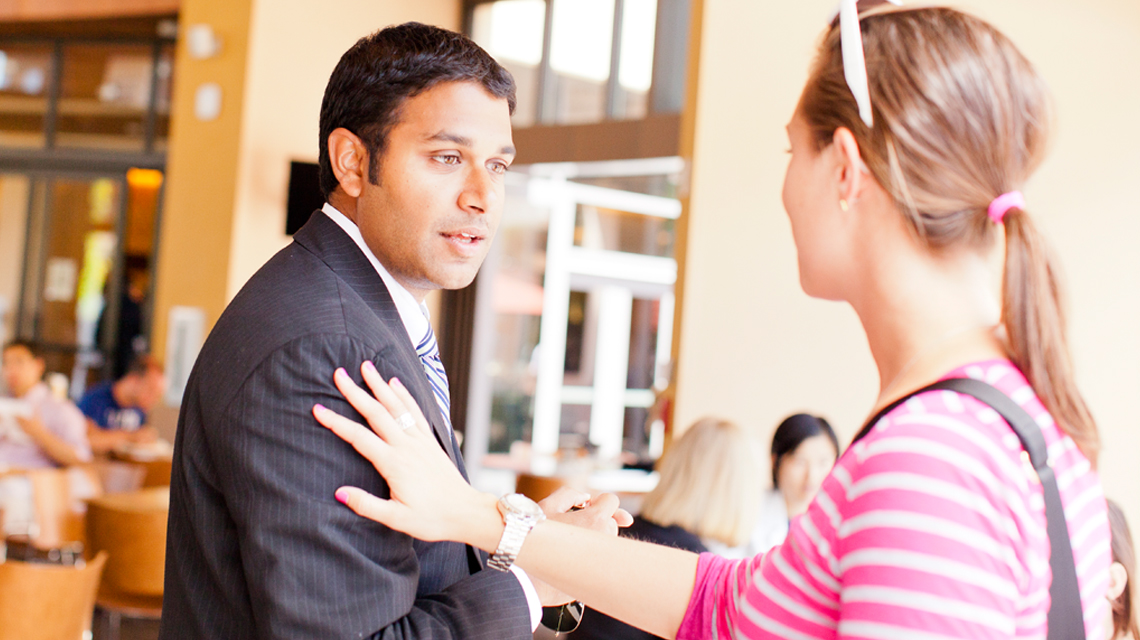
[321,203,430,347]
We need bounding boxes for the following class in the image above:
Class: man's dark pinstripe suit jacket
[159,211,532,639]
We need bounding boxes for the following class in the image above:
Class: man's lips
[439,228,487,245]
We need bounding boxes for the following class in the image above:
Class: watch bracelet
[488,511,538,571]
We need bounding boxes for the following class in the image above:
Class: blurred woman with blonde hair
[572,417,760,639]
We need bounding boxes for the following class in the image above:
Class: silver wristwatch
[488,493,545,572]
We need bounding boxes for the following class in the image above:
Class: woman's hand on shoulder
[313,362,495,546]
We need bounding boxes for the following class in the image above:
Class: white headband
[831,0,903,127]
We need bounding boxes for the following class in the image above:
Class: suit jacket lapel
[293,211,459,467]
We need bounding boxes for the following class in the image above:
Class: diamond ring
[395,413,416,431]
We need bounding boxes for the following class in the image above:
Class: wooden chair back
[138,457,173,488]
[85,488,169,598]
[76,461,146,494]
[0,551,107,640]
[3,468,88,548]
[515,473,566,503]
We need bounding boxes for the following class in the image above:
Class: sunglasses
[541,601,585,636]
[828,0,903,128]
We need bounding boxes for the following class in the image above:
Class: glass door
[463,157,683,486]
[13,168,162,396]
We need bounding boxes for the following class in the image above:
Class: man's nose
[458,167,496,214]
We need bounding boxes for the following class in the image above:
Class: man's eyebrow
[426,131,515,156]
[426,131,472,146]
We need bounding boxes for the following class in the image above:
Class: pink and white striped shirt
[678,360,1110,639]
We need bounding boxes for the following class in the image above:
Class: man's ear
[831,127,868,209]
[327,128,368,198]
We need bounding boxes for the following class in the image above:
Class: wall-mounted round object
[187,24,223,59]
[194,82,223,121]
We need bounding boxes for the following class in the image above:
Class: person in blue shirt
[78,355,164,454]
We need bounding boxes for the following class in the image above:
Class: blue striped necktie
[416,324,452,433]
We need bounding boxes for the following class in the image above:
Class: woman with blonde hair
[573,417,760,640]
[315,3,1111,638]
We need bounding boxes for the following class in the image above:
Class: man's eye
[489,161,509,174]
[435,155,460,165]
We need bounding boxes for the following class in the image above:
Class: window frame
[462,0,689,128]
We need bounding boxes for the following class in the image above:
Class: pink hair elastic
[987,191,1024,224]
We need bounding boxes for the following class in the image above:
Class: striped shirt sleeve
[678,361,1110,640]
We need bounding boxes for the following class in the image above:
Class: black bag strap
[853,378,1085,640]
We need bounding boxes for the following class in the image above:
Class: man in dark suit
[161,23,619,639]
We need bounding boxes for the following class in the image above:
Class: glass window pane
[569,172,682,258]
[57,44,153,151]
[108,168,163,378]
[471,0,546,128]
[574,204,674,257]
[549,0,614,124]
[0,45,54,148]
[485,177,550,453]
[153,44,174,152]
[27,178,122,381]
[616,0,657,119]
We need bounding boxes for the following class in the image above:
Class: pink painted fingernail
[314,404,326,413]
[335,488,350,505]
[335,367,347,378]
[363,361,377,374]
[390,377,404,390]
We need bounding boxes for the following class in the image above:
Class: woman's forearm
[520,521,698,638]
[462,493,698,639]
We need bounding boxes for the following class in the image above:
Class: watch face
[504,493,544,517]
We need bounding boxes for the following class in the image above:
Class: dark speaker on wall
[286,160,324,235]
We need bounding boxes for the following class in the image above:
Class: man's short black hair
[317,22,516,199]
[123,353,161,380]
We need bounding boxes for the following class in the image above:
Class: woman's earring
[839,199,849,212]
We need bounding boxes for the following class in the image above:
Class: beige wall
[153,0,460,363]
[226,0,461,299]
[0,176,30,347]
[674,0,1140,525]
[152,0,254,362]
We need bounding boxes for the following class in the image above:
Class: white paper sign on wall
[164,305,206,406]
[43,257,77,302]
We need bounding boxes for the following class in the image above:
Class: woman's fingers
[335,487,417,533]
[386,377,433,436]
[332,368,405,442]
[357,363,432,438]
[538,487,592,515]
[313,404,392,464]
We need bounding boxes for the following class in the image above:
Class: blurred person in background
[1108,499,1137,640]
[752,413,839,554]
[94,261,150,381]
[0,339,91,468]
[572,417,761,640]
[77,354,163,455]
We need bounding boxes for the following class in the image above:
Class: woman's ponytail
[1002,209,1099,465]
[800,8,1099,464]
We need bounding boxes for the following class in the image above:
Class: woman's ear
[327,128,368,198]
[831,127,868,210]
[1107,561,1128,601]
